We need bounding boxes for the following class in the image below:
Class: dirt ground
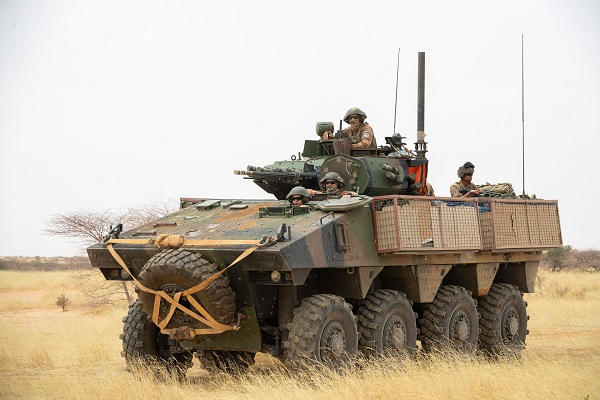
[0,269,598,399]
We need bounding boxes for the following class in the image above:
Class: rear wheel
[478,283,528,356]
[283,294,358,369]
[120,299,193,378]
[357,289,417,357]
[418,285,479,352]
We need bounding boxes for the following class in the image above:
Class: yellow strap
[106,243,236,332]
[105,235,264,335]
[107,236,261,247]
[156,245,259,330]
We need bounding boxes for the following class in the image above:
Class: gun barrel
[234,169,318,179]
[417,52,425,134]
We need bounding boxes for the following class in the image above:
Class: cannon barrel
[417,52,425,134]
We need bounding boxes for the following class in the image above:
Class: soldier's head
[286,186,312,206]
[319,172,345,194]
[343,107,367,129]
[457,161,475,183]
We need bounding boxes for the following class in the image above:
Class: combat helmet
[319,171,345,189]
[457,161,475,178]
[286,186,312,203]
[343,107,367,123]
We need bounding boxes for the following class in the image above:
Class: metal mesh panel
[372,196,481,252]
[372,196,562,253]
[480,199,562,249]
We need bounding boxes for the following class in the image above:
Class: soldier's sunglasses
[291,197,303,201]
[325,181,337,185]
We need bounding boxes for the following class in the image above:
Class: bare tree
[44,199,177,242]
[125,199,177,228]
[44,200,177,306]
[45,209,128,243]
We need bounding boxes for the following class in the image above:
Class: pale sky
[1,0,599,256]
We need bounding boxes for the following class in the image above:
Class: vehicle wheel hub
[503,307,520,341]
[159,284,193,324]
[383,315,407,351]
[321,321,347,362]
[450,310,470,343]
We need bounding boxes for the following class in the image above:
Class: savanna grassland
[0,269,599,399]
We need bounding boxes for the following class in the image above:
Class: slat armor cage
[478,198,562,250]
[372,196,561,253]
[372,196,481,252]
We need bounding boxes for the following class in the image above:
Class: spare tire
[137,249,236,329]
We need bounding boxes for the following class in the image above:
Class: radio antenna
[521,34,525,196]
[393,47,400,134]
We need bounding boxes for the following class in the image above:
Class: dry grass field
[1,269,599,399]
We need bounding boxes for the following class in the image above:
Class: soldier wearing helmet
[341,107,376,149]
[318,172,357,197]
[450,162,480,197]
[286,186,312,206]
[320,107,376,149]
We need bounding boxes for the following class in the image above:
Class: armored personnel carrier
[87,53,562,375]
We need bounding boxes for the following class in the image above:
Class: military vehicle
[87,53,562,376]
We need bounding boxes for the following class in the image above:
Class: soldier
[286,186,312,206]
[318,172,357,197]
[450,162,480,197]
[321,107,376,149]
[426,182,435,197]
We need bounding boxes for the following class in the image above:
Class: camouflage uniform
[426,182,435,197]
[341,122,376,149]
[450,161,477,197]
[449,181,478,197]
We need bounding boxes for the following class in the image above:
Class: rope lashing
[105,234,273,338]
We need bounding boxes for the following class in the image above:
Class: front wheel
[120,299,193,378]
[283,294,358,369]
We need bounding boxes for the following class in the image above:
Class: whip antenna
[393,47,400,134]
[521,34,525,196]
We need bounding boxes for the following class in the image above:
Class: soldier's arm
[351,127,374,149]
[320,131,332,141]
[450,185,460,197]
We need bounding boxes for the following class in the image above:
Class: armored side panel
[443,263,500,296]
[90,194,558,356]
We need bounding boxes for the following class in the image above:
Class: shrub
[55,294,70,312]
[543,246,573,271]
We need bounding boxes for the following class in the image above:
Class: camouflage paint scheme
[88,195,543,353]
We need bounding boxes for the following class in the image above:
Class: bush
[541,247,600,272]
[543,246,573,271]
[565,249,600,272]
[55,294,70,312]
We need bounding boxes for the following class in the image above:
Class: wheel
[137,249,236,329]
[120,299,193,378]
[418,285,479,352]
[478,283,528,355]
[357,289,417,357]
[196,350,255,374]
[283,294,358,368]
